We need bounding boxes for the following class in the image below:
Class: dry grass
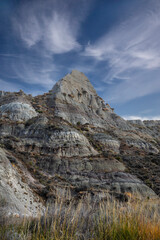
[0,195,160,240]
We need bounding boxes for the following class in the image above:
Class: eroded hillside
[0,70,159,217]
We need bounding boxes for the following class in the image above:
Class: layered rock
[0,90,38,122]
[51,70,132,130]
[0,102,38,121]
[0,70,159,218]
[92,133,120,154]
[125,138,159,154]
[17,127,98,157]
[36,156,156,199]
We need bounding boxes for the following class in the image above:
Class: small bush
[37,109,43,113]
[77,121,81,126]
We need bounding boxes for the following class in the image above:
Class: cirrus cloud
[14,0,92,54]
[83,0,160,103]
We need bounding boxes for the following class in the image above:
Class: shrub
[37,109,43,113]
[77,121,81,126]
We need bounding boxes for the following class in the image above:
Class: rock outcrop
[0,70,159,217]
[92,133,120,154]
[0,102,38,121]
[0,148,44,218]
[51,70,131,130]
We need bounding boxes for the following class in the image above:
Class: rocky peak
[52,70,99,104]
[51,70,130,129]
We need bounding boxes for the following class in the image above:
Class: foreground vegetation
[0,194,160,240]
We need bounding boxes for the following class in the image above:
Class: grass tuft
[0,196,160,240]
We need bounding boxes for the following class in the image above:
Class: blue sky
[0,0,160,120]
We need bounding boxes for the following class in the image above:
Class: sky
[0,0,160,120]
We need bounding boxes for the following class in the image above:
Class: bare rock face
[16,127,98,157]
[0,102,38,122]
[0,70,159,218]
[0,148,44,218]
[125,138,159,154]
[48,129,98,157]
[52,70,131,130]
[36,156,156,199]
[144,120,160,127]
[128,120,145,126]
[92,133,120,154]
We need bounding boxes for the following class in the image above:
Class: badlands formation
[0,70,159,217]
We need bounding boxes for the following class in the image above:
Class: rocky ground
[0,70,159,217]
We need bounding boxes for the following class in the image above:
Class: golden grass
[0,195,160,240]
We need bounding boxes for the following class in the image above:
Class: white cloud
[84,9,160,72]
[83,0,160,102]
[10,0,93,89]
[43,12,81,54]
[123,115,160,121]
[16,15,42,48]
[107,69,160,103]
[14,0,91,54]
[0,52,57,89]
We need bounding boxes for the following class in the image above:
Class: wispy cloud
[14,0,91,54]
[0,53,57,89]
[107,69,160,103]
[8,0,93,90]
[83,0,160,102]
[11,56,57,88]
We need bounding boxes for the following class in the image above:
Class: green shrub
[77,121,81,126]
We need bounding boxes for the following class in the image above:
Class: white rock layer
[0,102,38,121]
